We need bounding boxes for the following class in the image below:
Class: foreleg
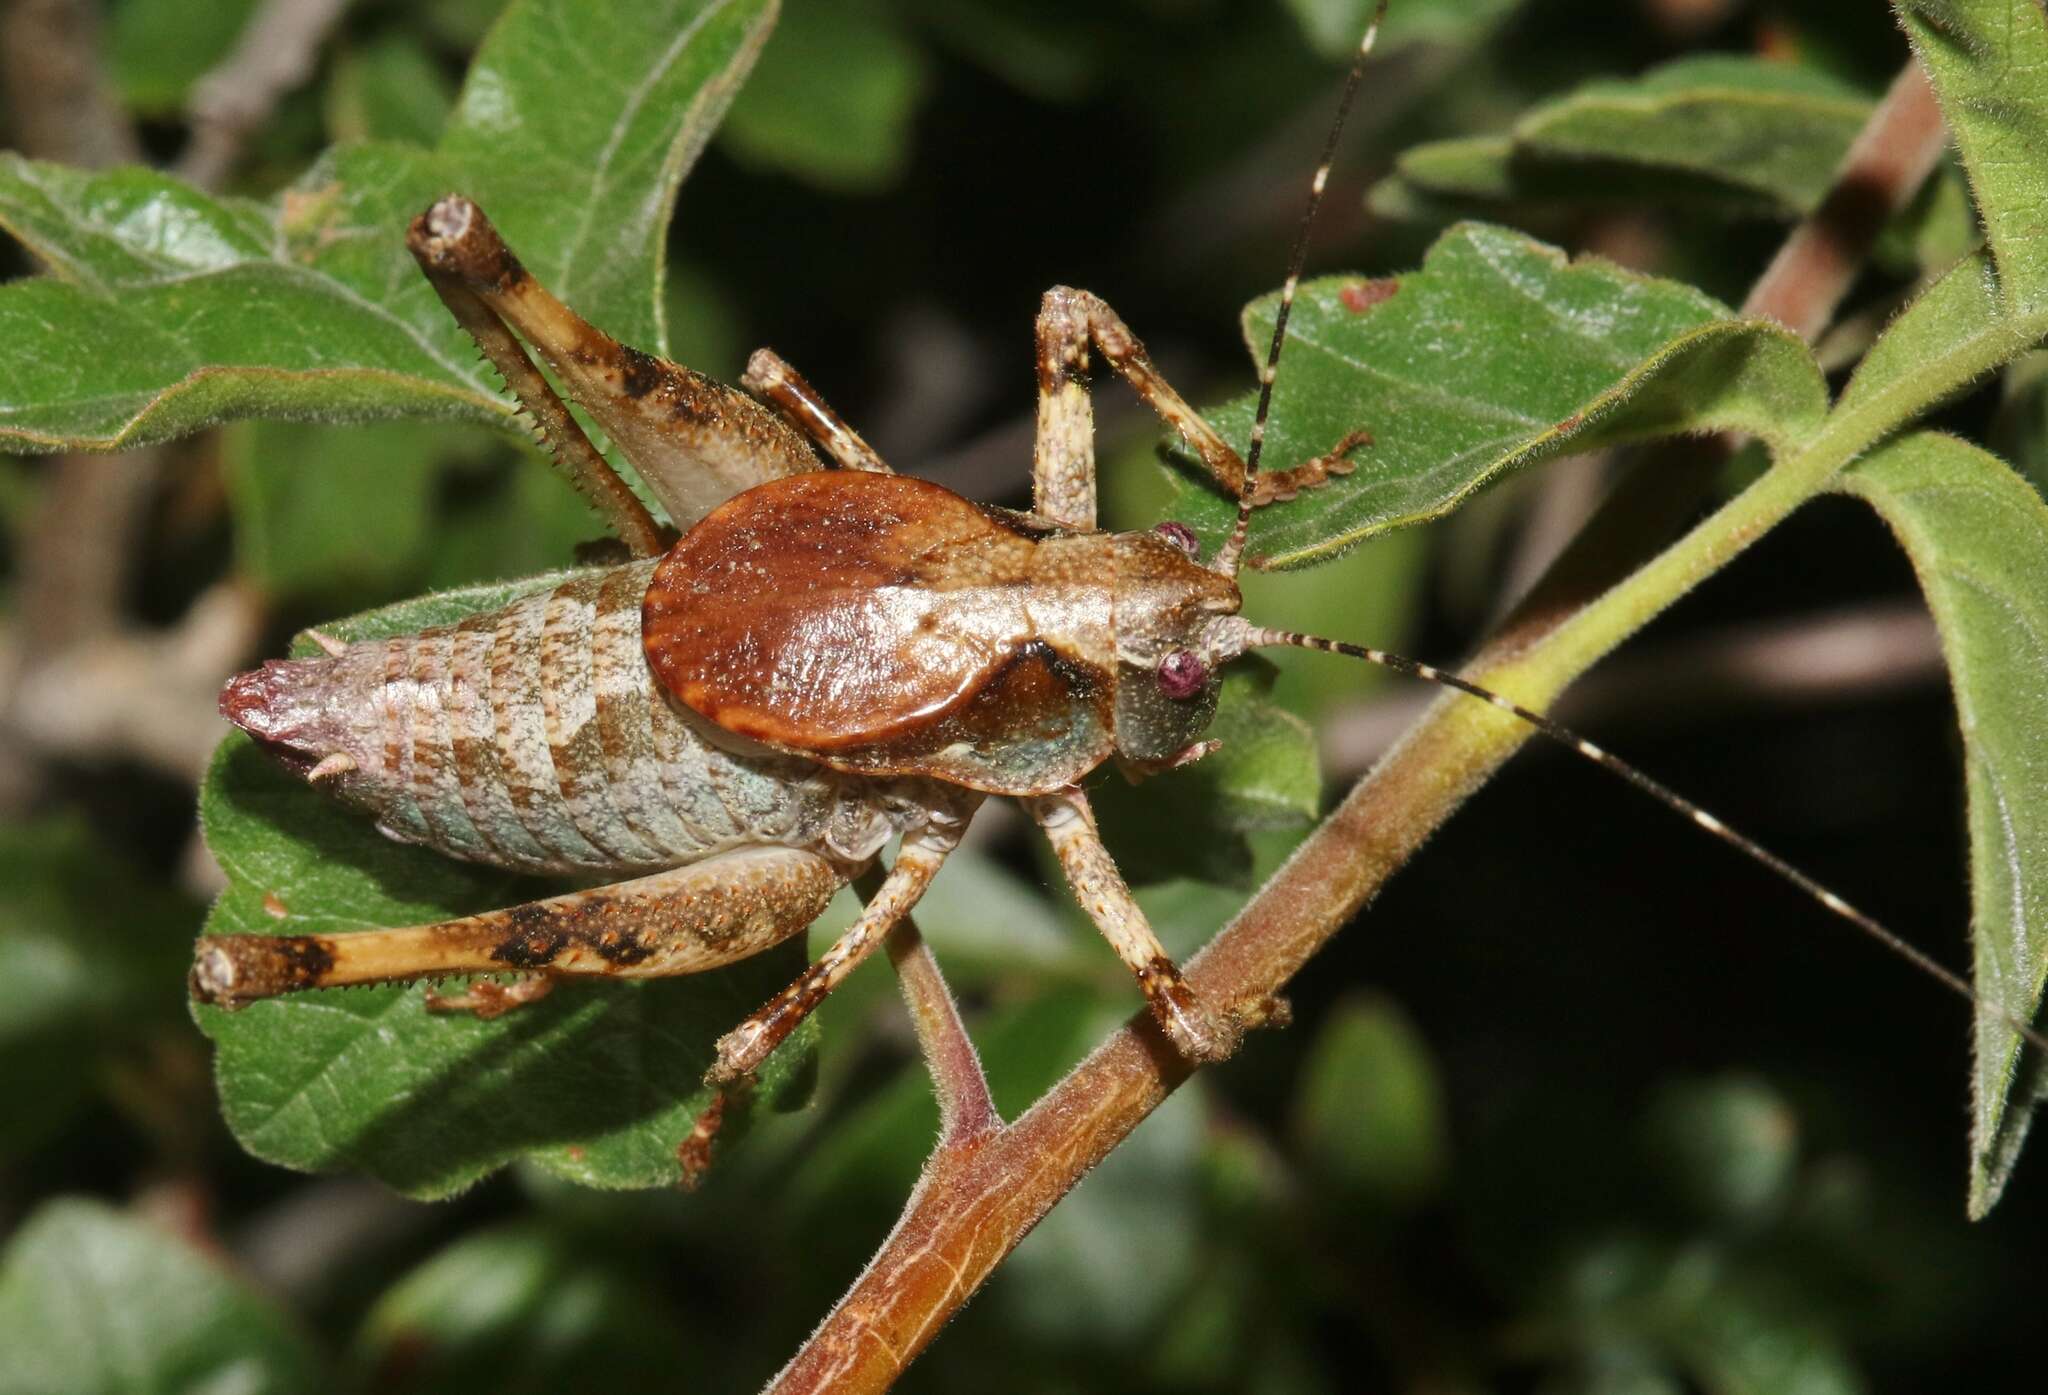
[1027,788,1238,1062]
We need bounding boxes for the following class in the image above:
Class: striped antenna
[1216,0,1388,578]
[1245,625,2048,1058]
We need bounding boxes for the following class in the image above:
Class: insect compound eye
[1152,520,1201,559]
[1156,650,1209,700]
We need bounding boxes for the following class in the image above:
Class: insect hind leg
[189,846,847,1009]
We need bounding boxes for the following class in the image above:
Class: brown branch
[1748,60,1946,342]
[766,53,1953,1395]
[0,0,140,166]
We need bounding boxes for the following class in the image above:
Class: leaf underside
[1834,432,2048,1219]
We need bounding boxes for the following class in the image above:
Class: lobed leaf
[1832,431,2048,1218]
[1898,0,2048,310]
[195,572,816,1197]
[0,1199,317,1395]
[1167,222,1828,568]
[1376,56,1870,222]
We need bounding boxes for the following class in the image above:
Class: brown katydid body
[193,193,1331,1074]
[193,0,2048,1123]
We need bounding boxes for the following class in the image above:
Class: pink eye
[1152,521,1200,558]
[1157,650,1208,699]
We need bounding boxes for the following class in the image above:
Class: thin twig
[885,925,999,1144]
[766,53,1953,1394]
[175,0,353,189]
[860,858,1000,1147]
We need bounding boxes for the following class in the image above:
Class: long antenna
[1216,0,1388,578]
[1246,625,2048,1058]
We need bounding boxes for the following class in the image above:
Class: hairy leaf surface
[0,0,775,451]
[1899,0,2048,309]
[1834,431,2048,1218]
[1168,222,1827,567]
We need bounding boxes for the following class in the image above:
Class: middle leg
[708,812,974,1083]
[742,348,894,475]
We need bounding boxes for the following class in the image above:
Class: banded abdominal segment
[218,559,938,880]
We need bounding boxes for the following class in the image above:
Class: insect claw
[707,1020,770,1085]
[306,752,356,783]
[1156,987,1242,1063]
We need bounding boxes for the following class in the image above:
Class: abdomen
[221,561,917,876]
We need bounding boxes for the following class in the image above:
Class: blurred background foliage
[1,0,2045,1391]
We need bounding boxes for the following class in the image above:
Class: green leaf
[1835,246,2048,441]
[1376,57,1870,221]
[0,148,497,451]
[1831,431,2048,1217]
[196,573,816,1197]
[0,0,775,452]
[0,820,196,1158]
[354,1224,682,1390]
[225,419,452,601]
[719,0,929,191]
[328,35,460,146]
[107,0,260,113]
[1541,1235,1865,1395]
[1169,222,1828,568]
[1898,0,2048,309]
[1291,995,1448,1210]
[1638,1077,1798,1227]
[440,0,779,352]
[0,1198,317,1395]
[1990,349,2048,499]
